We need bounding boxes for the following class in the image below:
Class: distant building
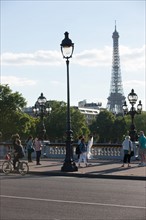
[77,100,102,124]
[23,100,102,125]
[23,107,34,116]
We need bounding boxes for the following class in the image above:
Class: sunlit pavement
[1,158,145,180]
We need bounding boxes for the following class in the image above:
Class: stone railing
[0,142,123,160]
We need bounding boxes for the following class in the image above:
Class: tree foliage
[90,110,127,143]
[0,84,37,141]
[1,84,146,143]
[89,109,146,143]
[124,111,146,135]
[45,100,90,142]
[89,110,115,143]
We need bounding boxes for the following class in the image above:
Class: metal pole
[66,59,72,160]
[131,105,135,128]
[61,59,78,172]
[40,107,46,140]
[129,104,137,142]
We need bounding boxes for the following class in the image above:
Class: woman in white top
[86,135,93,162]
[121,136,133,167]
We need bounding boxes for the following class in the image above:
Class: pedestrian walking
[76,135,84,159]
[34,137,42,165]
[76,135,83,159]
[121,136,133,168]
[129,128,139,160]
[86,135,93,162]
[138,131,146,166]
[78,137,87,167]
[26,135,34,162]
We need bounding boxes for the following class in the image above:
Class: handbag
[76,145,81,155]
[31,148,35,153]
[28,147,34,153]
[129,141,134,157]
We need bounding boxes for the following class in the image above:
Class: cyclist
[13,139,25,169]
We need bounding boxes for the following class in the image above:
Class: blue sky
[1,0,145,110]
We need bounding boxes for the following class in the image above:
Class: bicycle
[2,152,29,176]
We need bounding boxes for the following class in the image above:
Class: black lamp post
[123,89,142,141]
[60,32,78,172]
[33,93,52,140]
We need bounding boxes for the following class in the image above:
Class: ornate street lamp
[60,32,78,172]
[123,89,142,141]
[33,93,52,140]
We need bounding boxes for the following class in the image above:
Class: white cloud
[123,80,145,88]
[73,46,112,66]
[1,45,145,72]
[1,50,62,66]
[50,80,65,86]
[120,45,145,71]
[1,76,37,87]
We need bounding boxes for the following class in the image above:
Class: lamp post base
[61,160,78,172]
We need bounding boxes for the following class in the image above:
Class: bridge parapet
[0,142,122,160]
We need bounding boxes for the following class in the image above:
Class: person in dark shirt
[13,138,24,169]
[78,138,87,167]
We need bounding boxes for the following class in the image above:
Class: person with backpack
[76,135,83,159]
[78,137,87,167]
[26,135,34,162]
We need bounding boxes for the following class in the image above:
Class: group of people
[122,131,146,167]
[12,130,146,169]
[25,135,42,165]
[76,134,93,167]
[76,131,146,168]
[12,134,43,168]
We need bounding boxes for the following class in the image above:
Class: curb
[1,169,145,181]
[28,171,146,181]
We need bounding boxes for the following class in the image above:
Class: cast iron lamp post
[60,32,78,172]
[123,89,142,141]
[33,93,52,140]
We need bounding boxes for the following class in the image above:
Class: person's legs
[36,151,41,165]
[127,154,131,167]
[36,151,39,165]
[78,153,83,166]
[38,151,41,164]
[122,150,129,167]
[28,150,31,162]
[83,152,87,166]
[13,155,19,169]
[139,149,145,165]
[144,149,146,163]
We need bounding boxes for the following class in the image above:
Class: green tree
[111,116,127,143]
[90,110,116,143]
[134,112,146,134]
[71,107,90,141]
[90,110,146,144]
[45,100,89,142]
[0,84,36,141]
[124,111,146,136]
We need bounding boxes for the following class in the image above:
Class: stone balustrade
[0,142,123,160]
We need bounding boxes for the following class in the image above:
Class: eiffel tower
[107,23,125,114]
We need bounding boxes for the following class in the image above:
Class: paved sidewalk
[1,158,145,180]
